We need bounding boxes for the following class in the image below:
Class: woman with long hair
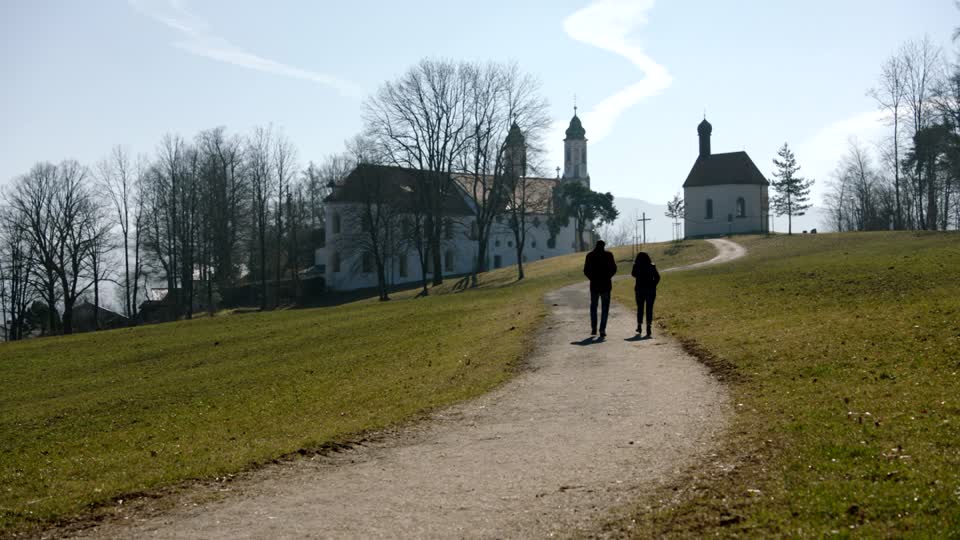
[631,251,661,338]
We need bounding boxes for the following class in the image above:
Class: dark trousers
[590,290,611,333]
[636,290,656,328]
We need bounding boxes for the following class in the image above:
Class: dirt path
[73,239,744,539]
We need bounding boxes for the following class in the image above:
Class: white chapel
[683,118,769,238]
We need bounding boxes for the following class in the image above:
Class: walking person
[583,240,617,338]
[631,251,661,338]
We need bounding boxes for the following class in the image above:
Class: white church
[683,118,769,238]
[314,112,594,292]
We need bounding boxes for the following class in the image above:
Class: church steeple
[698,117,712,158]
[563,106,589,187]
[504,120,526,178]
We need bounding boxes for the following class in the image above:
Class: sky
[2,0,957,217]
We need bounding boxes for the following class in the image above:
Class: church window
[399,255,408,278]
[705,199,714,220]
[494,255,502,269]
[531,240,537,248]
[318,264,326,274]
[565,148,570,162]
[332,213,341,234]
[583,145,587,165]
[444,218,453,240]
[362,252,374,273]
[736,197,746,218]
[507,240,513,248]
[470,222,478,240]
[332,252,341,273]
[444,250,455,272]
[547,234,556,249]
[495,239,501,247]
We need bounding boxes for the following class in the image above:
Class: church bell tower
[562,107,589,188]
[503,120,526,178]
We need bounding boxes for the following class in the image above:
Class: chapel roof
[682,151,769,188]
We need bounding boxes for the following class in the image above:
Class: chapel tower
[562,107,589,188]
[698,117,712,157]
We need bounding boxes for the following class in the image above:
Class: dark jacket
[631,261,661,293]
[583,249,617,293]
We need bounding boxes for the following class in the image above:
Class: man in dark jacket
[583,240,617,338]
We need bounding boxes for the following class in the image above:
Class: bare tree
[458,61,550,283]
[903,37,943,229]
[364,58,473,287]
[248,126,274,310]
[96,146,137,319]
[197,127,248,306]
[0,208,36,340]
[869,54,908,228]
[8,161,101,334]
[333,137,403,301]
[273,131,298,292]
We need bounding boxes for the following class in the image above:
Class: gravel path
[73,239,744,539]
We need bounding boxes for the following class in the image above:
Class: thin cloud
[129,0,362,98]
[560,0,672,143]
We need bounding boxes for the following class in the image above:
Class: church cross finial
[574,94,577,116]
[556,166,561,178]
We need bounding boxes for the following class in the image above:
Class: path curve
[668,238,746,273]
[73,240,746,539]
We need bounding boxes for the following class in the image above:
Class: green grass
[610,232,960,537]
[0,240,714,536]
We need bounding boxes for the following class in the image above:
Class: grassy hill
[0,241,714,536]
[609,231,960,537]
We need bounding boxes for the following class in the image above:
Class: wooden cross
[638,212,652,245]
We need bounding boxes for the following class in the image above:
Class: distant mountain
[602,196,832,246]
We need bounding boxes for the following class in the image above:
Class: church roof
[326,164,474,216]
[453,174,559,214]
[565,114,586,140]
[683,151,769,188]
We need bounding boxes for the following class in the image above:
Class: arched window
[583,145,587,165]
[399,255,408,278]
[444,250,455,272]
[705,199,714,219]
[362,252,373,273]
[736,197,746,218]
[332,213,341,234]
[332,252,341,273]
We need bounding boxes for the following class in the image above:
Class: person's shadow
[571,336,603,346]
[624,334,648,342]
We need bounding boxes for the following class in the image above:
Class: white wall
[684,184,768,238]
[315,205,586,292]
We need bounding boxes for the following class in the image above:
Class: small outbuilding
[683,118,769,238]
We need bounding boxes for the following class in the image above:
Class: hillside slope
[611,231,960,536]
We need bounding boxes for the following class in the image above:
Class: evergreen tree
[550,182,618,251]
[771,143,814,234]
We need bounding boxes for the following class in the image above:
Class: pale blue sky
[2,0,956,208]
